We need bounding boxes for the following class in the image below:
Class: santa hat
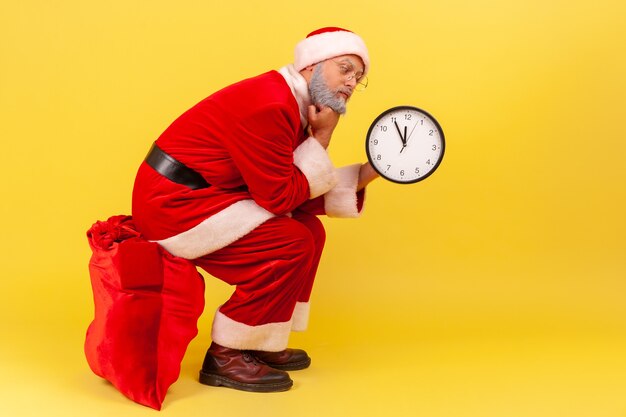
[294,27,370,75]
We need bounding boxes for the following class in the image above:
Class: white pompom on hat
[294,27,370,75]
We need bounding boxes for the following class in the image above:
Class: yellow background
[1,0,625,416]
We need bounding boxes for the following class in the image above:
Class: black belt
[145,142,211,190]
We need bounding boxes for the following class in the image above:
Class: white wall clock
[366,106,445,184]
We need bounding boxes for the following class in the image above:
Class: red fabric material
[193,211,324,327]
[306,26,353,37]
[85,215,205,410]
[132,71,311,241]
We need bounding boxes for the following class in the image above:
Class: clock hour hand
[394,121,406,147]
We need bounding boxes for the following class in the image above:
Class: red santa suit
[132,64,364,352]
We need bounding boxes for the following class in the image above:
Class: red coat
[132,66,364,259]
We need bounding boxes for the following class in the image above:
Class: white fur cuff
[293,137,338,198]
[324,164,363,218]
[211,309,292,352]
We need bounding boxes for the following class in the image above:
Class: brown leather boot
[252,348,311,371]
[199,342,293,392]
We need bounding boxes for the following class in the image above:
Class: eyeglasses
[332,59,369,91]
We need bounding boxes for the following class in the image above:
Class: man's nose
[345,77,357,88]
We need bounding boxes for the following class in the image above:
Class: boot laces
[241,350,263,366]
[242,350,266,365]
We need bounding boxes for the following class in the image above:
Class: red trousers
[193,210,325,351]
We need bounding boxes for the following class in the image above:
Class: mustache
[334,87,353,98]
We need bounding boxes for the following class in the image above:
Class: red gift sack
[85,215,205,410]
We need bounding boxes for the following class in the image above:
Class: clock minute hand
[406,121,418,143]
[400,125,408,153]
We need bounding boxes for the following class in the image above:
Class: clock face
[366,106,445,184]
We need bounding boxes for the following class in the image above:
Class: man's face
[309,54,365,114]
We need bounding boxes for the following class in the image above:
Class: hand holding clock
[357,162,379,191]
[307,105,444,189]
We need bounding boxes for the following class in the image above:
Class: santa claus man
[132,27,379,392]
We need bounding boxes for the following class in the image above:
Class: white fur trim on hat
[294,29,370,74]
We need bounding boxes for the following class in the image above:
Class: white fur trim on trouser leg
[324,164,363,218]
[155,199,274,259]
[291,302,310,332]
[293,137,338,199]
[211,309,292,352]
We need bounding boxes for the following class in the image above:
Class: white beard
[308,64,348,114]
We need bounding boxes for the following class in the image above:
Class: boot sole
[266,357,311,371]
[199,370,293,393]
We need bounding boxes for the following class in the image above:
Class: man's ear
[299,64,317,82]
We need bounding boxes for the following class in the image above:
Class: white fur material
[278,64,311,127]
[211,309,292,352]
[324,164,363,218]
[155,199,274,259]
[291,302,310,332]
[294,30,370,74]
[293,137,338,199]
